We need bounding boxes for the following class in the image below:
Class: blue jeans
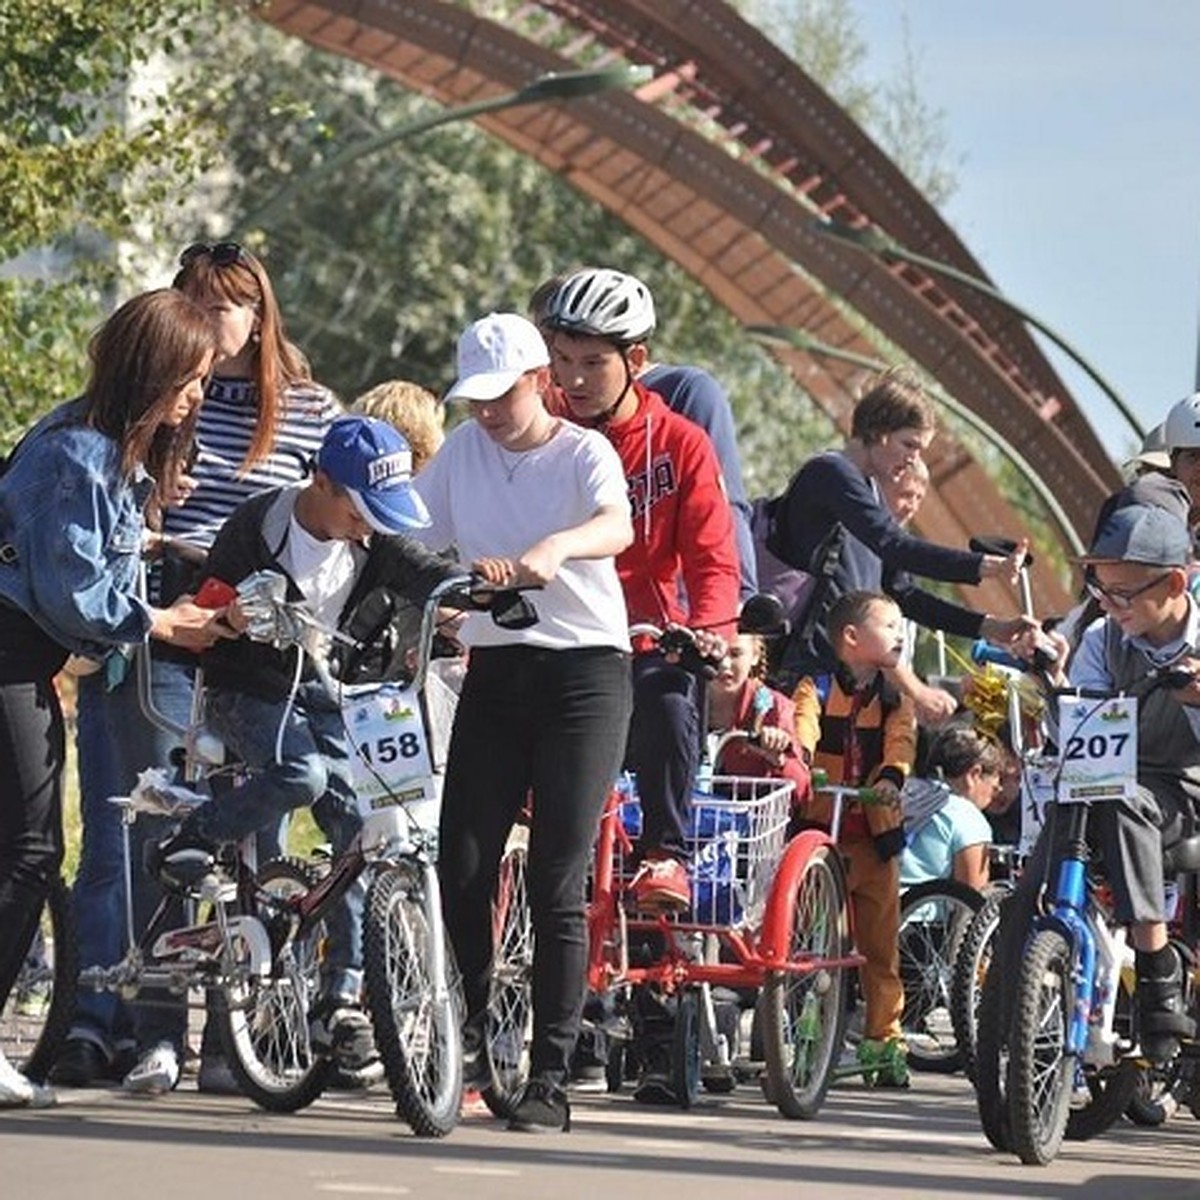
[197,682,364,1002]
[71,659,191,1052]
[629,652,702,859]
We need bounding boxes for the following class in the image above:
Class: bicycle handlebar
[628,620,725,678]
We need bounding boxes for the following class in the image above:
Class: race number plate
[342,684,434,810]
[1055,694,1138,805]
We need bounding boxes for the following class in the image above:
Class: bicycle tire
[759,843,850,1119]
[364,861,463,1137]
[950,889,1004,1084]
[0,876,76,1083]
[1009,928,1075,1165]
[670,988,702,1109]
[973,963,1011,1151]
[482,829,534,1119]
[217,857,333,1112]
[898,879,984,1074]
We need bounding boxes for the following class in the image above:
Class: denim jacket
[0,400,154,657]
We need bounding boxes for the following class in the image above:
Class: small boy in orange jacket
[792,590,917,1087]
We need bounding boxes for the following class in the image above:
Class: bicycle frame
[1031,802,1099,1058]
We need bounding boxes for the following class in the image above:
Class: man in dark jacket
[769,366,1035,693]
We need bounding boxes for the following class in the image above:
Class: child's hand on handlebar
[751,725,791,766]
[688,626,728,666]
[1166,657,1200,706]
[472,548,559,590]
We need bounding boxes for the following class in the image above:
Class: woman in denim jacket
[0,289,234,1107]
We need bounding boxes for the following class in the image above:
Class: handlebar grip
[971,639,1028,673]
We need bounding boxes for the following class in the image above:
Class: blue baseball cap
[316,415,429,534]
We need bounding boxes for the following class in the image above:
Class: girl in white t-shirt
[412,313,632,1134]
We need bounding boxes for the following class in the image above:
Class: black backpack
[749,493,845,689]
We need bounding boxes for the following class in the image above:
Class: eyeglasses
[1083,568,1173,609]
[179,241,247,268]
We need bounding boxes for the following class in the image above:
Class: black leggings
[0,672,67,1012]
[438,644,631,1083]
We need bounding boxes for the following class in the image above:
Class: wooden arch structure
[258,0,1123,614]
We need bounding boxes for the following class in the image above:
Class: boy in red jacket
[543,268,740,912]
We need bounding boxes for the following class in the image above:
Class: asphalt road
[3,1070,1197,1200]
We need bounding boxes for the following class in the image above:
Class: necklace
[494,420,559,484]
[495,443,538,484]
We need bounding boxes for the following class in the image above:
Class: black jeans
[438,644,631,1083]
[0,627,68,1012]
[629,651,702,859]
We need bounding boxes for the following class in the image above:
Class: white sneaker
[0,1048,55,1108]
[123,1043,180,1095]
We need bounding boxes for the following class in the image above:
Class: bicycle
[212,569,533,1133]
[978,678,1200,1164]
[472,603,856,1121]
[896,877,985,1073]
[49,571,517,1133]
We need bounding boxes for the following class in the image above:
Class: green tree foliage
[175,16,834,496]
[0,0,219,445]
[736,0,959,205]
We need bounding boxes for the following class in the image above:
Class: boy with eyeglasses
[1042,503,1200,1060]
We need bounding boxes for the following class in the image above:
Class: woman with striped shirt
[51,243,341,1095]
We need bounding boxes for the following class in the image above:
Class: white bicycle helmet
[1164,392,1200,450]
[543,268,657,343]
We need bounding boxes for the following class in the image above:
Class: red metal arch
[255,0,1114,613]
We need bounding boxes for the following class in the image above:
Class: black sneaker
[507,1078,571,1133]
[1137,950,1196,1063]
[309,1001,379,1073]
[48,1038,111,1088]
[632,1044,677,1106]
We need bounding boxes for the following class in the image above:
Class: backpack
[750,494,845,688]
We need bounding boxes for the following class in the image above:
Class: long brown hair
[82,289,216,488]
[173,243,311,471]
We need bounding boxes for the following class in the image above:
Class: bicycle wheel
[364,861,463,1137]
[973,962,1011,1151]
[670,988,702,1109]
[0,876,76,1083]
[759,843,851,1119]
[1009,928,1075,1165]
[898,879,983,1074]
[482,828,534,1118]
[950,889,1004,1084]
[217,857,332,1112]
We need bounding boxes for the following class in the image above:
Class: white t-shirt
[279,514,357,632]
[412,419,630,651]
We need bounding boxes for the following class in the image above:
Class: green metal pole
[239,65,651,235]
[812,219,1144,442]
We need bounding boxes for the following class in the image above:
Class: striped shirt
[164,376,342,550]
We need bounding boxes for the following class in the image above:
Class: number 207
[1064,732,1129,760]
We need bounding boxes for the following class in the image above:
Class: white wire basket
[616,775,794,928]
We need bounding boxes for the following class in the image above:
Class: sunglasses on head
[179,241,247,268]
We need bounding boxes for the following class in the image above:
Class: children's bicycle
[976,681,1200,1164]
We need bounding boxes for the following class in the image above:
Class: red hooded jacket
[603,382,739,642]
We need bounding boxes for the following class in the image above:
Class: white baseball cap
[444,312,549,402]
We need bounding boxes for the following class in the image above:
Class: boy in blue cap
[150,415,458,1081]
